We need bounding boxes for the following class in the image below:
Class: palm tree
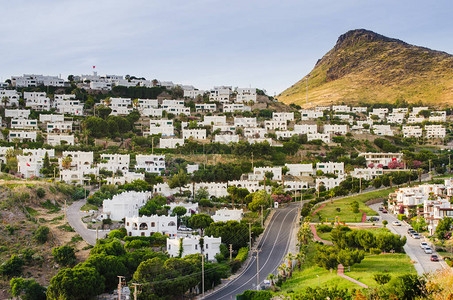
[278,263,287,281]
[329,190,335,204]
[104,97,111,107]
[297,222,313,246]
[1,96,9,107]
[267,273,275,290]
[295,251,305,270]
[61,155,73,170]
[132,98,139,110]
[285,253,294,277]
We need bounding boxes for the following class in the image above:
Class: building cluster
[387,179,453,234]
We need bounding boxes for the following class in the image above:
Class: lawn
[316,227,391,242]
[81,203,98,211]
[311,188,395,223]
[279,242,415,294]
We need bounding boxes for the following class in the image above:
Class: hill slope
[278,29,453,107]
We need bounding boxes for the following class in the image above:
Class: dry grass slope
[278,29,453,107]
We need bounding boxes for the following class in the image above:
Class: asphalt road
[369,203,447,274]
[203,203,299,300]
[67,200,99,245]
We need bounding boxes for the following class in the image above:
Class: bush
[235,247,249,263]
[236,290,273,300]
[0,255,24,277]
[369,248,382,255]
[397,214,407,221]
[373,273,391,285]
[382,220,388,227]
[52,245,76,267]
[316,224,333,233]
[10,277,46,300]
[36,187,46,198]
[108,228,127,239]
[33,226,50,244]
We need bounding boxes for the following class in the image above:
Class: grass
[280,243,415,294]
[81,204,98,211]
[312,188,395,223]
[57,224,75,232]
[25,206,38,216]
[316,227,391,242]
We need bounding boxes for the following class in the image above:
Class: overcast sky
[1,0,452,95]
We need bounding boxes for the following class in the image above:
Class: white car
[392,221,402,226]
[424,247,433,254]
[420,242,429,249]
[412,233,421,239]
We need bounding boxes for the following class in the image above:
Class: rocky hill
[278,29,453,107]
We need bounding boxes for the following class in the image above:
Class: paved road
[67,200,99,245]
[203,203,299,300]
[369,203,447,274]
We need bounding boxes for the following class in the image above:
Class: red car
[382,209,388,213]
[431,255,439,262]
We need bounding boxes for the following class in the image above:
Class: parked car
[420,242,429,249]
[392,221,402,226]
[379,207,384,211]
[412,233,421,239]
[382,209,388,213]
[178,225,192,231]
[407,228,414,234]
[424,247,433,254]
[431,255,439,262]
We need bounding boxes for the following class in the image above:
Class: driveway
[67,200,106,245]
[369,203,448,275]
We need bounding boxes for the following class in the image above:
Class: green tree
[195,187,209,201]
[46,266,105,300]
[83,254,128,292]
[297,222,313,246]
[435,217,453,240]
[168,169,189,194]
[10,277,46,300]
[248,190,269,211]
[189,214,213,236]
[173,206,187,226]
[52,245,76,267]
[33,226,50,244]
[0,255,24,277]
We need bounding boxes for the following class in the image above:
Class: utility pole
[251,152,254,170]
[449,154,451,174]
[201,253,205,297]
[117,276,125,300]
[132,283,141,300]
[229,244,233,262]
[254,249,262,290]
[151,137,154,155]
[248,222,252,250]
[260,205,264,227]
[64,200,67,224]
[359,176,362,194]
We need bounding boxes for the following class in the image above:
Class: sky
[1,0,453,95]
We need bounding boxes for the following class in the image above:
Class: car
[412,233,421,239]
[178,226,193,232]
[420,242,429,249]
[382,209,388,213]
[379,207,384,211]
[424,247,433,254]
[407,228,414,234]
[431,255,439,262]
[392,221,402,226]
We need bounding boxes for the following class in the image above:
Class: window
[195,244,198,250]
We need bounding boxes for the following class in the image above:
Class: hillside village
[1,73,453,299]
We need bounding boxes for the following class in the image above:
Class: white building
[324,124,348,135]
[55,99,84,116]
[0,147,14,164]
[407,113,425,124]
[372,125,394,136]
[184,89,204,98]
[276,131,298,139]
[223,103,251,113]
[202,116,227,126]
[148,119,175,136]
[109,97,132,116]
[187,164,199,174]
[135,154,165,174]
[316,176,345,191]
[12,74,64,87]
[351,168,384,180]
[10,119,38,130]
[138,99,159,110]
[39,114,64,123]
[0,90,20,106]
[214,134,240,144]
[429,111,447,122]
[284,180,310,191]
[8,130,37,142]
[294,124,317,134]
[106,172,145,185]
[102,191,151,221]
[402,125,423,138]
[332,105,350,113]
[47,121,72,133]
[46,134,75,146]
[24,92,51,111]
[273,112,294,122]
[195,182,228,198]
[159,138,184,149]
[59,151,97,184]
[307,133,331,143]
[386,113,405,124]
[167,236,221,262]
[300,110,323,120]
[212,208,243,223]
[249,167,282,181]
[162,105,190,115]
[285,164,314,177]
[243,127,267,138]
[125,215,177,237]
[425,125,446,138]
[393,108,408,114]
[265,120,287,130]
[99,154,130,172]
[5,109,30,119]
[234,117,257,128]
[17,148,55,178]
[169,202,199,217]
[358,152,403,167]
[195,103,216,113]
[351,107,367,113]
[210,87,231,103]
[236,88,257,103]
[316,162,344,175]
[413,107,429,115]
[183,129,207,140]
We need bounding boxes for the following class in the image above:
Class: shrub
[52,245,76,267]
[235,247,249,263]
[316,224,333,233]
[0,255,24,277]
[397,214,407,221]
[369,248,382,255]
[36,187,46,198]
[108,228,127,239]
[33,226,50,244]
[382,220,388,227]
[374,273,391,285]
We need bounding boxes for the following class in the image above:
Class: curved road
[204,203,299,300]
[67,200,100,245]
